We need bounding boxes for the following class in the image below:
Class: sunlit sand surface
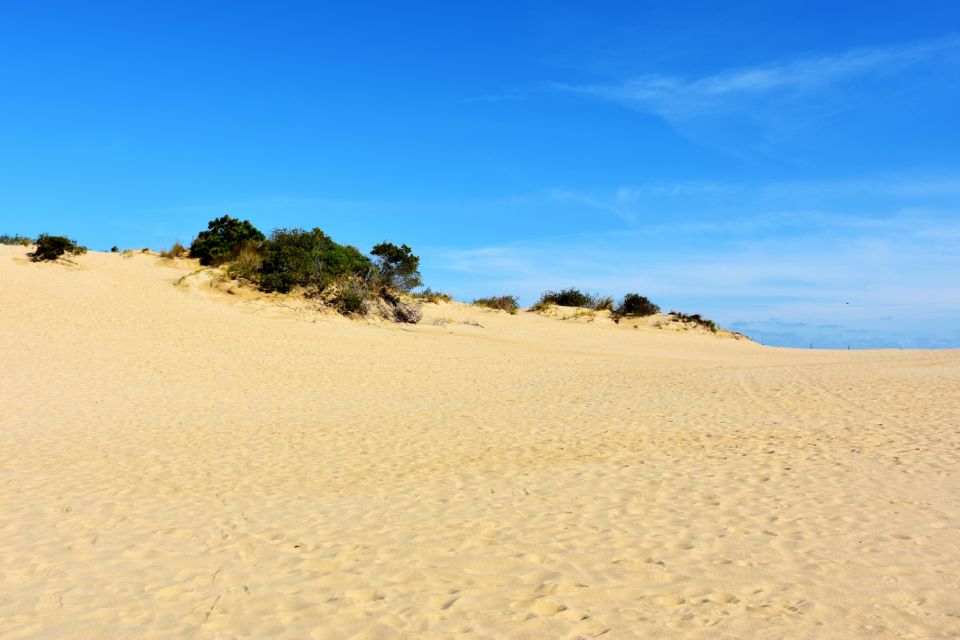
[2,245,958,639]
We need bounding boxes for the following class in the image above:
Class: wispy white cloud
[555,36,960,122]
[540,175,960,233]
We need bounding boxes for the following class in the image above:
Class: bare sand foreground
[1,245,959,640]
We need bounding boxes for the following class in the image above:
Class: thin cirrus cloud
[551,36,960,141]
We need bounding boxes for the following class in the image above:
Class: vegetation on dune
[159,241,187,259]
[0,234,33,246]
[412,288,453,303]
[256,227,373,294]
[225,239,262,282]
[371,242,422,292]
[29,234,87,261]
[669,310,719,332]
[189,215,265,266]
[473,295,520,314]
[12,219,725,334]
[529,289,720,332]
[613,293,660,319]
[329,282,367,316]
[532,288,617,312]
[593,296,615,312]
[184,218,424,323]
[536,288,598,308]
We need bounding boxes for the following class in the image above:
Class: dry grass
[0,234,33,246]
[159,241,187,259]
[226,240,262,282]
[413,288,454,303]
[473,295,520,314]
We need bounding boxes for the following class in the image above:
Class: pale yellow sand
[1,245,959,639]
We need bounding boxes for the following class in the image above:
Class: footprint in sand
[344,589,385,603]
[652,594,686,606]
[530,598,567,615]
[35,593,63,614]
[706,592,739,604]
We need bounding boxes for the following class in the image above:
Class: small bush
[538,288,594,308]
[413,288,453,303]
[473,295,520,314]
[190,215,265,266]
[159,241,187,259]
[30,234,87,261]
[0,234,33,246]
[594,296,614,312]
[670,310,718,333]
[614,293,660,318]
[371,242,422,292]
[329,279,368,315]
[110,246,119,253]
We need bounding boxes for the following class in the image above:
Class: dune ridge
[1,245,958,639]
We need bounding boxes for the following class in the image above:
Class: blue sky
[2,1,959,348]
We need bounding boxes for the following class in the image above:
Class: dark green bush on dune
[330,282,367,315]
[186,217,425,323]
[257,227,374,294]
[614,293,660,318]
[533,288,616,311]
[670,310,718,332]
[537,288,598,308]
[371,242,422,292]
[189,215,265,266]
[30,234,87,261]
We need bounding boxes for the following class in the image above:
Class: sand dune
[1,245,958,639]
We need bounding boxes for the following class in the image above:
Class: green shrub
[371,242,422,292]
[670,310,718,332]
[257,227,373,294]
[614,293,660,318]
[30,234,87,261]
[330,280,367,315]
[110,246,119,252]
[190,215,265,266]
[537,288,601,308]
[413,288,453,303]
[0,234,33,246]
[473,295,519,314]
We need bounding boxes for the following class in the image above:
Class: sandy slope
[1,245,958,640]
